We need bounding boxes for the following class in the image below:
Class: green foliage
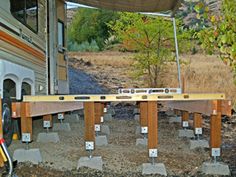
[68,8,119,50]
[198,0,236,73]
[108,13,190,87]
[68,40,100,52]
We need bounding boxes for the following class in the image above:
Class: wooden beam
[94,102,102,125]
[20,102,32,142]
[148,101,158,149]
[84,102,95,142]
[210,100,222,157]
[12,102,83,118]
[182,111,189,128]
[193,113,202,129]
[166,100,231,116]
[140,102,148,127]
[43,115,53,128]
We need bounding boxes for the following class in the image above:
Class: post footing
[37,132,60,143]
[95,135,108,146]
[104,113,113,121]
[142,163,167,176]
[136,138,147,146]
[53,123,71,131]
[101,125,110,135]
[13,148,42,164]
[201,162,230,176]
[77,156,103,171]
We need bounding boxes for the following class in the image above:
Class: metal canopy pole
[172,17,182,90]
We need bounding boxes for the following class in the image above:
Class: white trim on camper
[0,60,35,100]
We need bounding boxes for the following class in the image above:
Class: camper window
[58,20,65,53]
[10,0,38,33]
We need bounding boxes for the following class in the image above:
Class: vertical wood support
[147,101,158,158]
[140,102,148,134]
[43,114,53,128]
[94,102,102,132]
[210,100,222,159]
[0,98,4,167]
[21,102,32,142]
[84,102,95,151]
[193,113,202,135]
[181,111,189,128]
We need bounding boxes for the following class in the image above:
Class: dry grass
[69,51,236,103]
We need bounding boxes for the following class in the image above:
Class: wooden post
[20,102,32,142]
[181,111,189,128]
[140,102,148,134]
[94,102,102,132]
[0,98,4,167]
[147,101,158,158]
[210,100,222,159]
[193,113,202,135]
[43,114,53,128]
[84,102,95,150]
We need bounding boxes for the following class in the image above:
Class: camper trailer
[0,0,69,145]
[0,0,69,100]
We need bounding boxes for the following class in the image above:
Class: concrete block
[77,156,103,171]
[201,162,230,176]
[104,113,113,121]
[168,116,181,123]
[13,148,42,164]
[107,108,116,116]
[190,140,209,149]
[64,114,80,123]
[37,132,60,143]
[52,123,71,131]
[178,129,195,138]
[135,126,141,135]
[95,135,108,146]
[133,108,140,114]
[134,114,140,121]
[136,138,147,146]
[101,125,110,135]
[142,163,167,176]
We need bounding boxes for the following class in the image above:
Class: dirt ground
[1,51,236,176]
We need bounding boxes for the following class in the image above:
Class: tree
[108,13,190,87]
[68,8,119,50]
[198,0,236,74]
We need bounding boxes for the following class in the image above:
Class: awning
[68,0,181,12]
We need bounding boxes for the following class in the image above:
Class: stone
[13,149,42,164]
[190,140,209,149]
[178,129,195,138]
[142,163,167,176]
[133,108,140,115]
[103,113,113,121]
[168,116,181,123]
[37,132,60,143]
[52,123,71,131]
[77,156,103,171]
[64,114,80,123]
[101,125,110,135]
[136,138,147,146]
[134,114,140,121]
[135,126,141,135]
[95,135,108,146]
[107,108,116,116]
[201,162,230,176]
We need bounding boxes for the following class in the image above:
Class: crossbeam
[166,100,231,116]
[23,93,225,102]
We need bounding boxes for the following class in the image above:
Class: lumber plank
[20,102,32,142]
[166,100,231,116]
[43,115,53,128]
[148,101,158,149]
[84,102,95,142]
[193,113,202,129]
[12,102,83,118]
[94,102,102,124]
[140,102,148,127]
[0,98,4,167]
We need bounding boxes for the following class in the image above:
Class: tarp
[68,0,181,12]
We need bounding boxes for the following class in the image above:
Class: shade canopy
[68,0,181,12]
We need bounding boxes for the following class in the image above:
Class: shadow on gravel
[69,66,109,94]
